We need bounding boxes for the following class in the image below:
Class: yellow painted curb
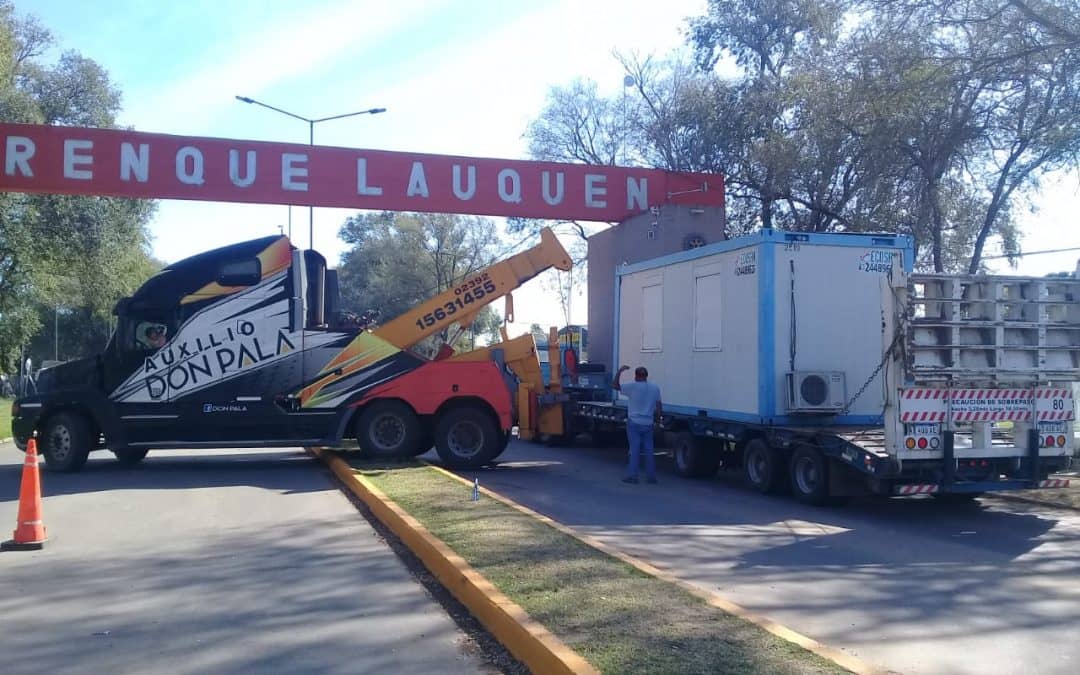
[312,449,598,675]
[427,462,891,675]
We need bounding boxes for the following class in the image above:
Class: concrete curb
[311,449,598,675]
[427,462,890,675]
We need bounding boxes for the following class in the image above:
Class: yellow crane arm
[372,228,572,349]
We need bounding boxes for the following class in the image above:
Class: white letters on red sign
[0,123,726,221]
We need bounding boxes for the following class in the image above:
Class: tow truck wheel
[490,430,512,460]
[789,446,830,505]
[673,432,720,478]
[112,448,150,466]
[41,412,92,472]
[402,433,434,458]
[433,407,500,468]
[356,401,423,457]
[743,438,787,494]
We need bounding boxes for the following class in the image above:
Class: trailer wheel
[112,448,150,466]
[434,407,500,468]
[673,432,720,478]
[743,439,787,494]
[789,446,830,505]
[41,412,92,472]
[356,401,422,457]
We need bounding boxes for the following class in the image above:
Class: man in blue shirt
[613,365,663,484]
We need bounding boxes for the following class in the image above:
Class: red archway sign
[0,123,724,221]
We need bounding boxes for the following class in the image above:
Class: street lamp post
[235,95,386,250]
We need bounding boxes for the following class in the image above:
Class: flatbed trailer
[560,229,1077,504]
[570,400,1071,501]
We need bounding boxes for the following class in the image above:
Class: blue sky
[20,0,1080,329]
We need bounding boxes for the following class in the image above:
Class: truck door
[167,255,296,444]
[104,304,183,445]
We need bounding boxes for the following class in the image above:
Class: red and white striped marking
[951,389,1028,401]
[1035,388,1075,421]
[953,409,1031,422]
[902,389,948,400]
[899,410,948,422]
[899,388,949,423]
[895,484,940,495]
[899,388,1074,423]
[1038,479,1070,489]
[1034,389,1070,399]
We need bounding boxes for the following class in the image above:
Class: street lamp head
[368,107,387,114]
[236,95,255,104]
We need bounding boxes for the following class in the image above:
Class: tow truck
[10,228,575,470]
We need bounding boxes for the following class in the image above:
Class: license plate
[911,423,941,436]
[1039,421,1067,434]
[578,376,590,385]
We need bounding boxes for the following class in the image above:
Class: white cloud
[118,0,450,133]
[141,0,1076,338]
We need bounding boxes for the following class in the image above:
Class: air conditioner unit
[786,371,846,413]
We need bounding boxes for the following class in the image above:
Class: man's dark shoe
[622,476,639,484]
[646,477,658,484]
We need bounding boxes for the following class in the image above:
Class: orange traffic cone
[2,437,47,551]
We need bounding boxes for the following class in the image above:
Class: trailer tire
[743,438,787,494]
[433,407,500,468]
[673,432,720,478]
[112,448,150,466]
[356,401,423,458]
[41,412,92,472]
[789,446,830,505]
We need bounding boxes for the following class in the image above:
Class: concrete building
[587,204,726,368]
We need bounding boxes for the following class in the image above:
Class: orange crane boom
[372,228,572,349]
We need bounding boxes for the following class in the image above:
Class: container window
[641,283,663,351]
[694,272,722,350]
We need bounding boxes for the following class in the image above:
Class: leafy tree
[523,0,1080,272]
[336,212,504,355]
[0,1,157,375]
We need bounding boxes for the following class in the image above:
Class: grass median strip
[349,458,847,675]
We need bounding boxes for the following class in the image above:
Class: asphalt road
[0,443,489,675]
[449,440,1080,675]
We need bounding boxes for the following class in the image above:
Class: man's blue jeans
[626,422,656,480]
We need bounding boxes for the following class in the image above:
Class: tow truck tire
[402,432,435,458]
[673,432,720,478]
[41,412,92,472]
[789,446,830,505]
[356,401,423,458]
[743,438,787,494]
[433,407,500,468]
[112,448,150,466]
[490,431,512,461]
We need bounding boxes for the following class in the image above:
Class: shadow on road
[0,521,482,675]
[441,439,1080,656]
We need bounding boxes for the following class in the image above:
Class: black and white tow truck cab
[11,235,405,470]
